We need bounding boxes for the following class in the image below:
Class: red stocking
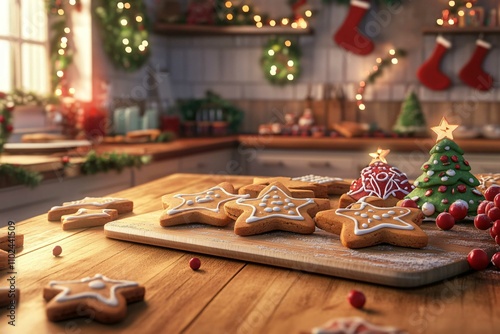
[459,39,493,91]
[333,0,374,55]
[417,36,452,91]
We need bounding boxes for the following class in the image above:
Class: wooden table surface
[2,173,499,334]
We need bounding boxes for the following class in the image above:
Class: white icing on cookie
[63,209,116,222]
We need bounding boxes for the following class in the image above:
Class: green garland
[95,0,151,71]
[261,37,301,85]
[80,150,150,175]
[0,164,43,188]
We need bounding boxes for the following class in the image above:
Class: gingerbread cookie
[291,174,352,195]
[476,173,500,193]
[312,317,407,334]
[0,286,20,307]
[239,176,328,198]
[160,182,249,227]
[339,149,414,208]
[48,197,133,221]
[225,182,330,236]
[61,208,118,230]
[315,198,427,249]
[0,231,24,251]
[43,274,145,323]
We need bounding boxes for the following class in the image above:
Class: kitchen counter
[2,173,499,334]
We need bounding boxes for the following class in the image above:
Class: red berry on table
[485,202,495,215]
[492,252,500,269]
[488,207,500,221]
[436,212,455,230]
[474,214,492,230]
[449,200,468,221]
[484,185,500,201]
[52,245,62,257]
[189,257,201,270]
[477,201,488,215]
[467,249,490,271]
[491,220,500,237]
[347,289,366,309]
[399,199,418,208]
[494,194,500,208]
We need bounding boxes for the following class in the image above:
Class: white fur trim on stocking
[476,39,492,49]
[436,35,452,49]
[351,0,371,10]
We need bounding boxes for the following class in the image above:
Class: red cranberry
[449,201,468,221]
[189,257,201,270]
[436,212,455,230]
[399,199,418,208]
[492,252,500,269]
[484,185,500,201]
[488,207,500,221]
[52,246,62,257]
[467,249,490,270]
[491,220,500,237]
[347,290,366,309]
[477,201,489,214]
[474,214,492,230]
[494,193,500,208]
[485,202,496,215]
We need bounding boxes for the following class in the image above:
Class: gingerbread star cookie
[61,208,118,230]
[239,176,328,198]
[160,182,249,227]
[0,231,24,251]
[312,317,407,334]
[225,181,330,236]
[315,198,427,249]
[476,173,500,193]
[48,197,133,221]
[43,274,145,324]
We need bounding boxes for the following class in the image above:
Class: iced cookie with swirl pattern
[48,197,133,221]
[315,197,427,249]
[475,173,500,193]
[291,174,352,195]
[225,182,330,236]
[160,182,249,227]
[239,176,328,198]
[61,208,118,230]
[43,274,145,323]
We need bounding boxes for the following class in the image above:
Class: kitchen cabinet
[178,148,237,175]
[132,158,180,186]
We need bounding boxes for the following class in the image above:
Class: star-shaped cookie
[225,182,330,236]
[160,182,249,227]
[239,176,328,198]
[315,198,427,249]
[43,274,145,323]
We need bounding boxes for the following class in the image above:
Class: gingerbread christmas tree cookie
[225,182,330,236]
[339,148,414,208]
[315,197,427,249]
[405,118,484,218]
[43,274,145,323]
[160,182,249,227]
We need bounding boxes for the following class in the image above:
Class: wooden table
[2,173,499,334]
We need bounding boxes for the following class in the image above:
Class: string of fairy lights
[355,48,406,111]
[436,0,477,26]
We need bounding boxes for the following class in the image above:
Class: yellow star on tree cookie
[225,181,330,236]
[369,148,390,164]
[431,117,459,141]
[315,198,427,249]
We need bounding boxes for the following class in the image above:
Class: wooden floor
[1,173,499,334]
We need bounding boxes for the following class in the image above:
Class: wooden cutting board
[0,155,63,171]
[104,210,498,288]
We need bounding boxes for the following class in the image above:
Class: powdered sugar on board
[104,211,497,287]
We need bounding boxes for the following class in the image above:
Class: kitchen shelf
[422,26,500,35]
[154,23,314,36]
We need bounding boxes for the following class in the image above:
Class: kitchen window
[0,0,49,95]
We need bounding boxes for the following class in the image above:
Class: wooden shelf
[422,26,500,35]
[154,23,313,36]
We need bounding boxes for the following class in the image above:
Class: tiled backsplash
[98,0,500,132]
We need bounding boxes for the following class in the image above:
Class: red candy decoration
[441,198,449,204]
[424,164,430,170]
[464,160,469,166]
[457,185,467,193]
[440,155,449,163]
[189,257,201,270]
[347,290,366,309]
[425,189,433,197]
[436,212,455,230]
[438,185,447,193]
[449,201,468,220]
[399,199,418,208]
[492,252,500,269]
[455,164,460,169]
[474,214,492,230]
[467,249,489,270]
[451,155,459,162]
[424,177,429,182]
[439,172,445,177]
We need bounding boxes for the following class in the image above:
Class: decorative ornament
[417,35,452,91]
[458,39,494,91]
[392,89,427,136]
[261,37,301,85]
[95,0,151,71]
[355,48,406,111]
[333,0,374,55]
[405,117,484,217]
[368,147,390,164]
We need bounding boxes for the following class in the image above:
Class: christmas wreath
[95,0,151,71]
[261,37,301,85]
